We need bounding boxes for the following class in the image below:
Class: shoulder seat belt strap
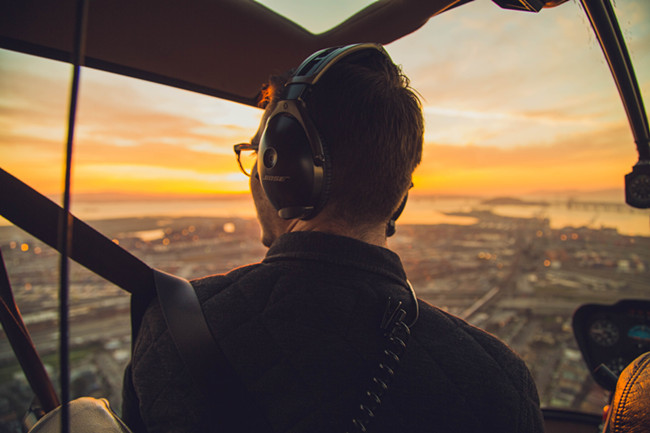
[153,269,273,432]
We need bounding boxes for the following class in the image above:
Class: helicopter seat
[603,351,650,433]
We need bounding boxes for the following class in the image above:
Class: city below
[0,208,649,432]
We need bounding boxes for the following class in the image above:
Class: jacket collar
[263,231,408,286]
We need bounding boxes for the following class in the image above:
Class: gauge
[589,319,620,346]
[625,165,650,209]
[628,324,650,348]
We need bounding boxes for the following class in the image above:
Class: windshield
[0,0,648,428]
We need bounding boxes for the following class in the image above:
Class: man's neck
[288,218,388,247]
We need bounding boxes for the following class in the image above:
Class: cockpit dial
[589,319,619,347]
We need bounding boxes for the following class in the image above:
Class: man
[122,44,544,432]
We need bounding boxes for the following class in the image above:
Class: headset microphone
[386,188,411,237]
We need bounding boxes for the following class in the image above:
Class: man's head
[248,44,424,245]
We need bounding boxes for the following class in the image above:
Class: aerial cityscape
[0,205,648,432]
[1,0,649,431]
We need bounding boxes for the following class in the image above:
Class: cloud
[415,121,638,195]
[0,52,261,194]
[389,0,636,128]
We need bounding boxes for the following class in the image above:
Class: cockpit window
[0,1,648,428]
[253,0,379,33]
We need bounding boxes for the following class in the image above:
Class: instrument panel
[572,299,650,389]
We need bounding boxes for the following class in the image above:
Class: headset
[257,42,408,235]
[257,43,382,218]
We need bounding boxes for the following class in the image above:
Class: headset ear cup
[258,113,323,219]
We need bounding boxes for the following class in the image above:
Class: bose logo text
[262,175,290,182]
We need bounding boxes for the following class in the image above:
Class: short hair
[259,49,423,226]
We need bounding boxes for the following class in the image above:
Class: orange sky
[0,0,648,202]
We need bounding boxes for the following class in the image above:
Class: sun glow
[1,0,648,203]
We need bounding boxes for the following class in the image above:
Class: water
[72,198,258,221]
[2,195,649,237]
[495,203,649,236]
[404,196,650,237]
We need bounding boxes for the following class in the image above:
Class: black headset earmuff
[257,43,389,220]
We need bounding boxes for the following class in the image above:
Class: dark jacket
[123,231,543,432]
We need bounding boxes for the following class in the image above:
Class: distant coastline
[480,197,549,206]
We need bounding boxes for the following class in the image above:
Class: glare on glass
[233,143,258,177]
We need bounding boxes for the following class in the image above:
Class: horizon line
[41,187,626,202]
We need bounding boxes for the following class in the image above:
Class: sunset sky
[1,0,649,201]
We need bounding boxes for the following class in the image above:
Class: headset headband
[291,43,388,86]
